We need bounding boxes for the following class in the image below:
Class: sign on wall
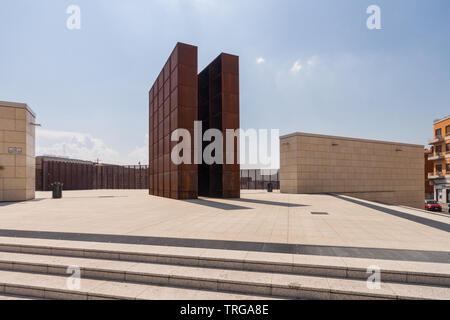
[8,147,22,154]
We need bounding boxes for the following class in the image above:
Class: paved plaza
[0,190,448,256]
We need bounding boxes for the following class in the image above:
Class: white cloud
[256,57,265,64]
[126,134,149,165]
[307,55,319,66]
[290,60,302,73]
[36,129,148,165]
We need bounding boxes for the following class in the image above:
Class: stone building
[0,101,36,202]
[280,132,424,209]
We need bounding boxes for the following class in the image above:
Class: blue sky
[1,0,449,166]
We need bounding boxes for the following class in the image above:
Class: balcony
[429,135,443,144]
[428,171,450,179]
[428,152,445,161]
[428,135,450,145]
[428,172,442,179]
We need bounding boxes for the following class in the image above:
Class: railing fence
[36,161,149,191]
[36,162,280,191]
[240,169,280,190]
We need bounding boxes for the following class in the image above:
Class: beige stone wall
[280,132,424,209]
[0,102,36,202]
[279,135,298,194]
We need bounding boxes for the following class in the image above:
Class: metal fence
[36,161,279,192]
[240,169,280,190]
[36,161,149,191]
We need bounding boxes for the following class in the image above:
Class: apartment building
[427,115,450,208]
[424,148,434,199]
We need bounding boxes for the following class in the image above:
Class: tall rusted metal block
[198,53,240,198]
[149,43,198,199]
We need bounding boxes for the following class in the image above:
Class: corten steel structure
[149,43,198,199]
[149,43,240,199]
[198,53,240,198]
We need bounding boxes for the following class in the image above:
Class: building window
[447,163,450,173]
[446,125,450,136]
[447,143,450,153]
[435,128,442,138]
[436,145,442,154]
[436,164,442,173]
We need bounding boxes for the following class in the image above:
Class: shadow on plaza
[231,198,308,208]
[184,197,309,211]
[63,195,130,199]
[183,198,251,211]
[0,198,46,207]
[331,194,450,233]
[0,202,14,207]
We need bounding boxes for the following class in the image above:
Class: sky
[1,0,449,167]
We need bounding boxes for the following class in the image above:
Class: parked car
[424,200,442,212]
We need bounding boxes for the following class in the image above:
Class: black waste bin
[267,183,273,193]
[52,182,63,199]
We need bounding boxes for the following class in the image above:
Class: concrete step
[0,269,278,300]
[0,238,448,287]
[0,251,448,300]
[0,293,38,300]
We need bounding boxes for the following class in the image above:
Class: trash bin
[267,183,273,193]
[51,182,63,199]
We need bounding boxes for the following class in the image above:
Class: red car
[425,200,442,212]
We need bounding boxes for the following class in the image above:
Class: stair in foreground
[0,269,278,300]
[0,246,448,300]
[0,237,448,286]
[0,293,37,300]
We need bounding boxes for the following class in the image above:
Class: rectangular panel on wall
[198,53,240,198]
[149,42,198,199]
[198,69,210,197]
